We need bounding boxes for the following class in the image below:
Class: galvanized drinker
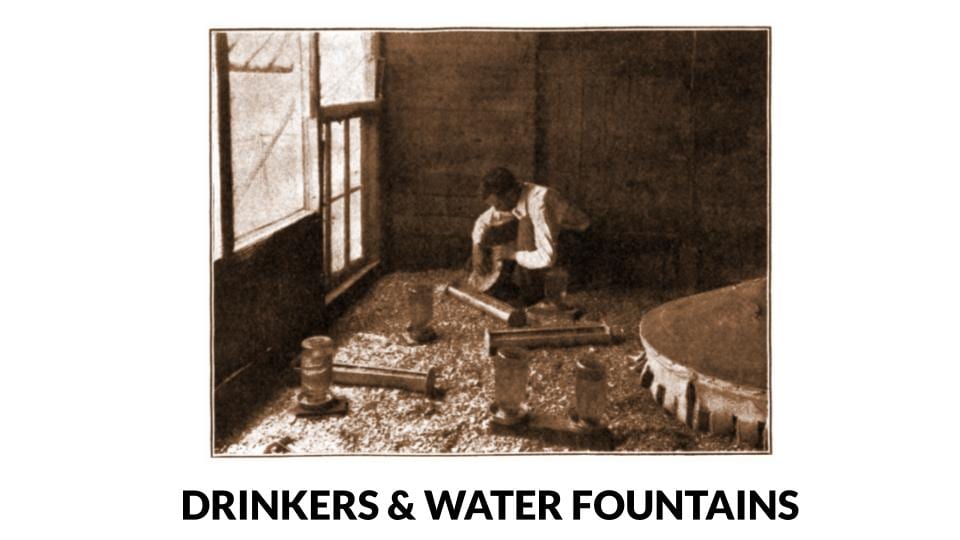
[527,267,584,322]
[404,284,438,344]
[490,346,531,426]
[294,336,348,416]
[571,355,607,426]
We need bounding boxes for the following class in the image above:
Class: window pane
[329,121,344,199]
[349,117,362,188]
[320,31,376,106]
[228,32,306,238]
[304,120,320,210]
[330,198,345,272]
[350,189,363,262]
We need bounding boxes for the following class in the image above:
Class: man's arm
[471,207,495,245]
[470,207,495,274]
[472,207,518,275]
[514,188,559,269]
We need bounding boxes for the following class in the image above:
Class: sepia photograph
[211,28,770,455]
[7,2,960,537]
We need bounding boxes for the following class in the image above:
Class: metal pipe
[444,284,527,327]
[332,362,437,396]
[485,323,613,355]
[292,356,438,396]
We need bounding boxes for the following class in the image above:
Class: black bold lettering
[706,491,734,520]
[358,490,379,520]
[212,490,236,520]
[253,491,278,520]
[750,490,776,519]
[778,491,799,520]
[572,490,592,520]
[464,491,492,520]
[656,490,683,520]
[311,490,330,520]
[516,490,535,520]
[490,490,511,519]
[425,490,466,519]
[282,490,308,520]
[686,490,708,520]
[540,490,562,520]
[626,490,652,520]
[183,491,209,520]
[595,490,624,520]
[335,490,357,520]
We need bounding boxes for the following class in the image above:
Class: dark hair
[480,167,519,199]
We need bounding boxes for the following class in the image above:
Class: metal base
[488,403,531,426]
[567,409,609,435]
[402,325,438,345]
[264,436,301,454]
[488,409,614,451]
[527,301,585,323]
[289,392,349,418]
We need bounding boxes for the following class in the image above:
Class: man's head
[480,167,522,211]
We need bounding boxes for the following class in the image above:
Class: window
[225,32,317,247]
[320,32,377,106]
[317,31,381,297]
[212,30,381,300]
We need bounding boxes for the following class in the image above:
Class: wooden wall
[382,30,767,290]
[537,30,768,289]
[689,31,768,288]
[382,32,537,269]
[537,32,696,288]
[212,210,382,444]
[213,214,326,440]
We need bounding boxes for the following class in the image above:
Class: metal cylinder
[445,284,527,327]
[574,355,607,424]
[408,284,434,330]
[544,268,569,305]
[332,362,437,396]
[485,323,612,355]
[493,347,530,416]
[300,336,335,403]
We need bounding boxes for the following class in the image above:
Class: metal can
[300,336,335,403]
[493,347,530,416]
[408,284,434,331]
[574,355,607,424]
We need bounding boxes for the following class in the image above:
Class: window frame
[316,32,383,302]
[214,31,318,258]
[213,30,382,303]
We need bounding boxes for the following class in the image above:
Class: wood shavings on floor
[217,269,747,454]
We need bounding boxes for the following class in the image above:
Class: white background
[2,1,958,538]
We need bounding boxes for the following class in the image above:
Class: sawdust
[217,270,746,454]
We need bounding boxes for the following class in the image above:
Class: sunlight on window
[228,32,308,238]
[330,198,345,272]
[349,117,362,189]
[320,32,376,106]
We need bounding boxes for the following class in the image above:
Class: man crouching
[470,167,590,306]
